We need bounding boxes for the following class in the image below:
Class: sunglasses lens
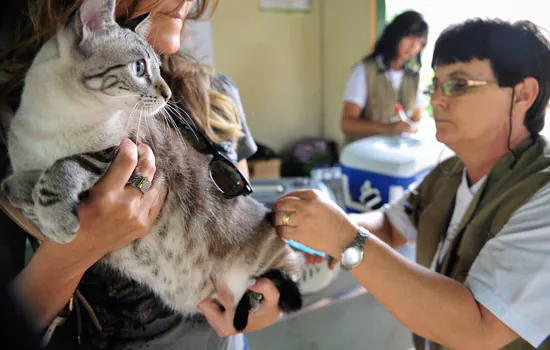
[210,160,245,197]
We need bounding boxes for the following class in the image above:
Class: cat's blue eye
[132,59,146,77]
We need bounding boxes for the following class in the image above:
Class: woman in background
[341,10,429,144]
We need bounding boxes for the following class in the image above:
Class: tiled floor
[247,288,413,350]
[247,264,414,350]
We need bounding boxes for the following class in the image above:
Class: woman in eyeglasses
[275,18,550,350]
[0,1,280,349]
[341,10,429,145]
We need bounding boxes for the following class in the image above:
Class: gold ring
[282,212,291,226]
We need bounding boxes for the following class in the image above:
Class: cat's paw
[233,291,265,331]
[232,271,303,332]
[260,269,303,312]
[33,196,80,244]
[233,291,252,331]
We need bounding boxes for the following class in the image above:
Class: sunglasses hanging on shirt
[180,122,253,199]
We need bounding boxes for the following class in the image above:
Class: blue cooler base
[341,166,431,213]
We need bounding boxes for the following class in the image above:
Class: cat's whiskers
[159,107,187,149]
[167,101,196,129]
[135,104,144,145]
[142,102,155,135]
[105,94,141,99]
[156,108,170,137]
[164,99,190,124]
[145,104,157,139]
[151,31,159,57]
[165,102,198,142]
[164,104,193,141]
[143,105,153,137]
[125,100,141,135]
[157,106,175,137]
[144,102,164,140]
[157,48,166,55]
[159,107,169,136]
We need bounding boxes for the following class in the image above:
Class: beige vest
[406,136,550,349]
[345,57,420,145]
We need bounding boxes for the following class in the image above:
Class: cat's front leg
[32,154,110,243]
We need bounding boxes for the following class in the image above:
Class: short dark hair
[368,10,429,69]
[432,18,550,134]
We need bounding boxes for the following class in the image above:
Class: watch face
[342,246,362,266]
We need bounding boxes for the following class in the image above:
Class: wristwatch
[340,226,370,271]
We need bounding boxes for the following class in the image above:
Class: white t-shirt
[344,62,427,111]
[385,172,550,348]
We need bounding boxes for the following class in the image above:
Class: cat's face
[66,0,172,117]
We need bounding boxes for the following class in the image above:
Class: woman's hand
[198,278,281,337]
[273,189,357,259]
[302,253,338,270]
[42,138,167,269]
[12,138,168,330]
[391,121,417,135]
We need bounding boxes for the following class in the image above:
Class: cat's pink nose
[160,88,171,101]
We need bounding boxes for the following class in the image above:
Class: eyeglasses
[182,124,253,199]
[424,78,496,97]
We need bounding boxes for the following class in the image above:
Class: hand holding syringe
[394,102,419,135]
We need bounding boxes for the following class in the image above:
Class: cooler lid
[340,135,447,177]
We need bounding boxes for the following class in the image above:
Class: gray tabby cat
[1,0,302,330]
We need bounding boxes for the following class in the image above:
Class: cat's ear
[123,12,151,38]
[79,0,116,40]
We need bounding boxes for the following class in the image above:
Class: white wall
[210,0,375,152]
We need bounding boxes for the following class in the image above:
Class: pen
[394,102,409,122]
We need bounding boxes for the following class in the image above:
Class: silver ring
[130,175,152,194]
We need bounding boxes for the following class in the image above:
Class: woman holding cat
[0,0,281,349]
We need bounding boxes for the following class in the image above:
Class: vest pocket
[416,203,452,268]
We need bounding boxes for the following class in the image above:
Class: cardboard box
[248,158,281,179]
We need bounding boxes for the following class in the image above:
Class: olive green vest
[345,57,420,145]
[405,136,550,349]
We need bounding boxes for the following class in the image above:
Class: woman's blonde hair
[0,0,242,145]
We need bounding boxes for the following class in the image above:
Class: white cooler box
[340,135,444,213]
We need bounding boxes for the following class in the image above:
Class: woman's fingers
[125,143,157,198]
[272,211,298,227]
[95,138,138,192]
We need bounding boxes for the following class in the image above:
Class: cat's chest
[17,139,90,170]
[9,113,131,172]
